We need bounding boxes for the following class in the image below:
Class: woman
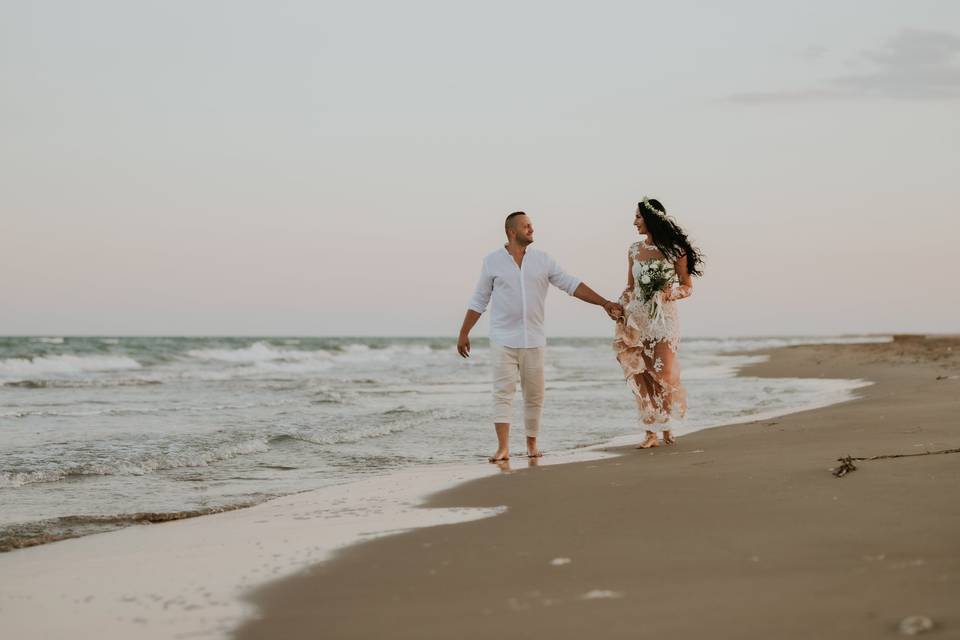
[614,197,703,449]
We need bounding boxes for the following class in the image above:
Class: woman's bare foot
[636,431,660,449]
[488,449,510,463]
[663,430,676,445]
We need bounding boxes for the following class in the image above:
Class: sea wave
[271,407,459,446]
[0,406,161,419]
[3,377,162,389]
[185,341,436,369]
[0,438,272,488]
[271,422,411,446]
[0,354,142,381]
[186,341,324,364]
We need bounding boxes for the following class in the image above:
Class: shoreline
[0,337,948,639]
[234,336,960,639]
[0,336,880,554]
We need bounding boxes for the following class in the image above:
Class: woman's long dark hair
[638,198,704,276]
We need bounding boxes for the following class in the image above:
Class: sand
[0,462,514,639]
[235,336,960,639]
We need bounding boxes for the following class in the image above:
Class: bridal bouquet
[635,259,675,319]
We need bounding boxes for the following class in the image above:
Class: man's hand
[457,333,471,358]
[457,310,481,358]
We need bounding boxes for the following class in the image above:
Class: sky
[2,0,958,337]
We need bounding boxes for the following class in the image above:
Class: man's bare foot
[663,431,676,445]
[636,432,660,449]
[488,449,510,463]
[525,436,542,459]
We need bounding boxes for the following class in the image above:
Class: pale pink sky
[2,1,958,336]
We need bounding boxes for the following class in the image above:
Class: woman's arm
[618,249,635,310]
[666,254,693,302]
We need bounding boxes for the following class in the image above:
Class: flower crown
[640,196,665,218]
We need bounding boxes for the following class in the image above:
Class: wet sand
[235,336,960,639]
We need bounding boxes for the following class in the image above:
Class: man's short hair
[505,211,526,232]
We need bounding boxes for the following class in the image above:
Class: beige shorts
[491,342,545,437]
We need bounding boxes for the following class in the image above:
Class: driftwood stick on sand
[832,447,960,478]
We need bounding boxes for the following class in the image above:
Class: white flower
[640,274,651,284]
[639,263,649,271]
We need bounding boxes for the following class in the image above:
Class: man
[457,211,623,462]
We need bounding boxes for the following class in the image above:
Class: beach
[6,2,960,637]
[235,336,960,639]
[1,336,957,639]
[0,335,868,552]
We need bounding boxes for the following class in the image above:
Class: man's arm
[459,260,493,358]
[573,283,622,320]
[457,310,481,358]
[547,256,621,320]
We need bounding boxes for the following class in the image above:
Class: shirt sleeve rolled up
[467,259,494,313]
[547,255,581,296]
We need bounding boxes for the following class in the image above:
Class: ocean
[0,335,885,551]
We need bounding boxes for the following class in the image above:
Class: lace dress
[613,238,690,428]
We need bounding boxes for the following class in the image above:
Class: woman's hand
[662,285,691,302]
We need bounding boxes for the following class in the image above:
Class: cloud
[731,29,960,103]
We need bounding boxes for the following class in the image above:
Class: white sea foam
[0,354,142,381]
[185,341,437,369]
[0,469,68,488]
[186,341,320,363]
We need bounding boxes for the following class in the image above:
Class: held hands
[603,300,624,322]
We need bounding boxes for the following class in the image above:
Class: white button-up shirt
[467,247,582,349]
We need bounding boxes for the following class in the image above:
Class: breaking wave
[0,354,142,382]
[185,341,435,369]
